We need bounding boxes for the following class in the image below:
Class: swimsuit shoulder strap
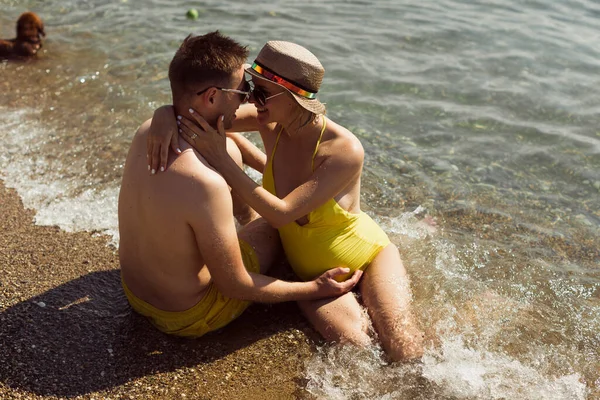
[311,116,327,171]
[270,124,285,161]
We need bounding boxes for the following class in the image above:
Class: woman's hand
[147,105,182,174]
[312,268,363,298]
[177,108,230,167]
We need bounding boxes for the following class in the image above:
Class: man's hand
[312,268,363,298]
[147,105,181,174]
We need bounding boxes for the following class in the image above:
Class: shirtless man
[118,31,361,337]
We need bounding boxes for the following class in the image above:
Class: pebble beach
[0,180,320,400]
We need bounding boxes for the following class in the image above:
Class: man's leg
[226,137,258,226]
[237,217,281,274]
[226,138,280,273]
[360,243,424,362]
[297,293,372,347]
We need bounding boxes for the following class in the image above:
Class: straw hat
[245,41,326,115]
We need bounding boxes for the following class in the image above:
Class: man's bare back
[119,119,224,312]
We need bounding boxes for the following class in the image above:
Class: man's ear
[199,88,218,106]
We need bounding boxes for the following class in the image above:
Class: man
[118,31,361,337]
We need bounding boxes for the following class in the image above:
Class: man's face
[215,66,248,129]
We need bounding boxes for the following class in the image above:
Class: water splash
[421,337,588,400]
[303,336,587,400]
[304,344,427,400]
[376,206,437,239]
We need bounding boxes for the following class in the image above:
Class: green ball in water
[186,9,199,20]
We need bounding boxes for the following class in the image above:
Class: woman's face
[249,79,296,125]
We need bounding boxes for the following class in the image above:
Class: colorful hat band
[250,62,317,99]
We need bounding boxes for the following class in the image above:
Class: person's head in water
[245,41,326,130]
[168,31,250,129]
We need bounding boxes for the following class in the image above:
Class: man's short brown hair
[168,31,248,99]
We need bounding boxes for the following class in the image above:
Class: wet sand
[0,179,318,400]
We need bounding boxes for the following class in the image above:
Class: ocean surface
[1,0,599,398]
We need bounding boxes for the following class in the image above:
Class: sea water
[1,0,598,398]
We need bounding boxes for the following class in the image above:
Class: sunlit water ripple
[1,0,599,398]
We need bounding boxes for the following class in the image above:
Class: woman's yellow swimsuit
[263,118,391,281]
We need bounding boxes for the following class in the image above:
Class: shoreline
[0,179,316,399]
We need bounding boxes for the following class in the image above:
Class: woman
[148,41,424,361]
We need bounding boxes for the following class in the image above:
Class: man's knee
[238,218,281,273]
[242,217,278,240]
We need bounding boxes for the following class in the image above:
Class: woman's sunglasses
[252,84,285,106]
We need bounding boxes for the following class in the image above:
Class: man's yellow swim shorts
[121,239,259,338]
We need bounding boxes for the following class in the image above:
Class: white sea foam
[303,336,588,400]
[421,336,588,400]
[0,107,119,245]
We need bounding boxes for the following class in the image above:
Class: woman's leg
[298,292,372,347]
[360,244,424,362]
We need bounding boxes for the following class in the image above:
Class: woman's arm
[179,111,364,229]
[147,105,180,174]
[147,104,261,174]
[192,177,362,302]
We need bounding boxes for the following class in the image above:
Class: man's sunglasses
[252,84,285,107]
[197,80,252,103]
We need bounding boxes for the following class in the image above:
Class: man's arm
[188,174,360,302]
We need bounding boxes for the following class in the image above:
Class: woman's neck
[280,112,321,139]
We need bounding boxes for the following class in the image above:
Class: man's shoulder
[167,155,233,225]
[135,118,153,137]
[125,119,152,151]
[170,151,230,196]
